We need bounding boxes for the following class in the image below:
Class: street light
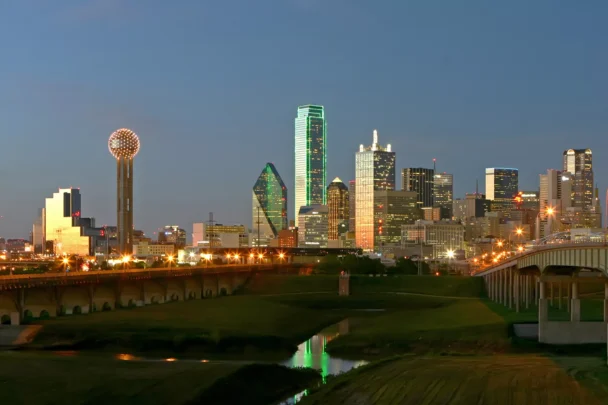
[122,255,130,269]
[62,257,69,272]
[167,255,174,269]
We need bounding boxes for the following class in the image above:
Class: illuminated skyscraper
[563,149,593,209]
[252,163,288,246]
[433,173,454,219]
[402,168,434,208]
[355,129,395,251]
[44,188,90,256]
[295,105,326,226]
[348,180,356,231]
[485,168,518,211]
[108,128,140,255]
[327,178,349,240]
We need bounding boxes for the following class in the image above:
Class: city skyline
[1,2,608,238]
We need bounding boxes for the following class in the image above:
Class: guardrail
[0,263,301,288]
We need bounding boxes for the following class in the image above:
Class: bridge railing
[0,263,295,284]
[473,242,608,275]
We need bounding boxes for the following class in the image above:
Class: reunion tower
[108,128,141,255]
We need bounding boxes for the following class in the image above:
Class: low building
[133,241,174,257]
[298,205,328,248]
[402,220,465,259]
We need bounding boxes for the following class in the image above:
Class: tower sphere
[108,128,140,159]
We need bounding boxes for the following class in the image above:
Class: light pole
[167,255,174,269]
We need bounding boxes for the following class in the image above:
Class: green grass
[0,352,319,405]
[300,355,606,405]
[326,299,511,356]
[33,296,344,354]
[244,274,484,297]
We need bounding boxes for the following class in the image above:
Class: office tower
[252,163,288,246]
[485,168,518,211]
[520,191,540,211]
[294,105,326,226]
[539,169,572,220]
[402,168,434,208]
[298,205,329,248]
[563,149,593,209]
[108,128,140,255]
[348,180,356,232]
[452,193,488,223]
[44,188,90,256]
[374,190,420,249]
[32,208,45,254]
[158,225,187,248]
[327,178,349,240]
[355,129,396,250]
[433,173,454,219]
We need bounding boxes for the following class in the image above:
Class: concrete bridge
[475,244,608,344]
[0,263,309,325]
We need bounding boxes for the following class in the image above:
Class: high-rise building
[298,205,328,248]
[32,208,45,254]
[402,168,434,208]
[108,128,141,255]
[520,191,540,211]
[563,149,593,209]
[355,130,395,251]
[452,193,488,223]
[485,168,518,211]
[374,190,420,249]
[327,178,349,240]
[348,180,356,232]
[158,225,187,248]
[44,188,90,256]
[294,105,326,226]
[433,173,453,219]
[252,163,288,246]
[539,169,572,220]
[193,223,249,248]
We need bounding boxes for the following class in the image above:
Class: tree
[315,254,342,274]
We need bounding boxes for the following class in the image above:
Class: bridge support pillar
[603,283,608,322]
[558,282,562,310]
[549,282,554,307]
[10,312,20,326]
[538,281,548,322]
[571,281,580,322]
[508,268,513,309]
[515,273,520,312]
[492,273,497,301]
[524,275,529,309]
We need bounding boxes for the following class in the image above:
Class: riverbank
[0,351,320,405]
[299,355,608,405]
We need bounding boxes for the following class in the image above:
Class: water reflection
[278,319,367,404]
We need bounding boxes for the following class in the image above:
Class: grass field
[0,352,319,405]
[33,295,344,354]
[326,299,511,356]
[245,274,484,297]
[300,355,608,405]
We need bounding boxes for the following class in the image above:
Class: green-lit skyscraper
[252,163,288,247]
[295,105,326,226]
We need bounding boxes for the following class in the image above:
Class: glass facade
[327,178,349,240]
[44,188,90,256]
[485,168,518,211]
[295,105,326,226]
[252,163,288,246]
[433,173,453,219]
[563,149,593,209]
[374,190,420,249]
[402,168,434,208]
[348,180,356,232]
[298,205,329,248]
[355,130,395,251]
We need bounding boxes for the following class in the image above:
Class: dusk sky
[1,1,607,240]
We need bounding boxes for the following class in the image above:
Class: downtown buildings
[327,178,349,240]
[485,168,519,211]
[252,163,288,247]
[355,130,396,251]
[294,105,326,227]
